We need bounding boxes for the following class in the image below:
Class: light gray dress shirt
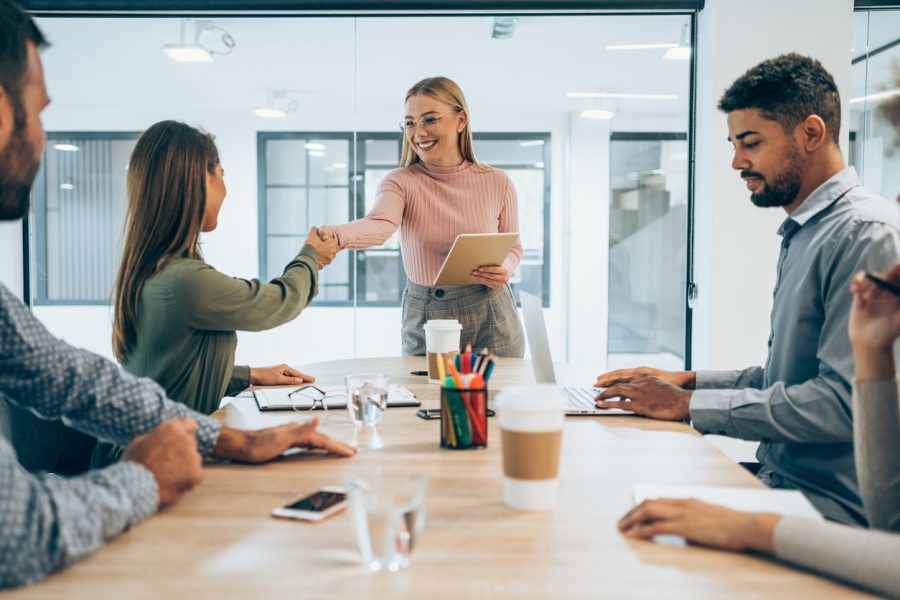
[689,167,900,525]
[0,283,222,589]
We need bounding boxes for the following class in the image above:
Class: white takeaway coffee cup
[494,385,566,511]
[423,319,462,384]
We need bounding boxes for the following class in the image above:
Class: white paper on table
[632,483,823,546]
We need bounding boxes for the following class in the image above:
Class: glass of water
[345,473,428,572]
[345,373,389,427]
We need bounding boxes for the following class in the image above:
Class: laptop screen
[519,291,557,385]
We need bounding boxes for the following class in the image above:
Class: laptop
[519,291,631,416]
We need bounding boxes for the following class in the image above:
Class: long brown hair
[112,120,219,362]
[400,76,480,168]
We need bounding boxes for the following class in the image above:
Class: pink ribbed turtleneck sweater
[319,160,522,287]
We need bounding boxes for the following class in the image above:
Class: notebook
[253,384,420,412]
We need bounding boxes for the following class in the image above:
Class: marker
[866,272,900,298]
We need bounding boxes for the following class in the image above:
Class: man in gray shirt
[0,1,354,588]
[595,54,900,525]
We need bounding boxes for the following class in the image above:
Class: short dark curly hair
[718,53,841,146]
[0,0,48,110]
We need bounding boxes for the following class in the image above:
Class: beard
[0,105,40,221]
[744,143,803,208]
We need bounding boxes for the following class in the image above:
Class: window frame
[31,130,141,306]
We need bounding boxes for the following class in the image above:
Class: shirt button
[435,289,445,298]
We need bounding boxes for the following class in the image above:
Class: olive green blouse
[122,245,319,415]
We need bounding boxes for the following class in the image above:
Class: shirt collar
[777,166,859,237]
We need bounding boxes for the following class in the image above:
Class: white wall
[0,222,23,300]
[692,0,854,371]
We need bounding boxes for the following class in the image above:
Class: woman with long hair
[319,76,525,357]
[93,120,337,465]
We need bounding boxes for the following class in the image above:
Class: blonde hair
[400,76,479,168]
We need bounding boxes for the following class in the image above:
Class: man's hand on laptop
[595,367,696,390]
[595,376,692,421]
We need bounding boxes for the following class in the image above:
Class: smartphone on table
[271,487,347,522]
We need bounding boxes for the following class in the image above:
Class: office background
[0,0,896,379]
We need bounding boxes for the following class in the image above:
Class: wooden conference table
[9,357,869,599]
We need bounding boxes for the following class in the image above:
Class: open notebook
[252,384,420,412]
[633,483,822,545]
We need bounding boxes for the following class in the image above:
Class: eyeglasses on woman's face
[398,112,457,133]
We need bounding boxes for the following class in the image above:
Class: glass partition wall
[28,13,694,371]
[850,8,900,208]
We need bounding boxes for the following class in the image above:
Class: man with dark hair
[0,1,355,588]
[595,53,900,525]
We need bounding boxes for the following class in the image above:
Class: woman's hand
[471,265,510,290]
[619,498,781,554]
[250,364,315,386]
[849,264,900,382]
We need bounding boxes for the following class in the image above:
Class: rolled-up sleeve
[0,436,158,589]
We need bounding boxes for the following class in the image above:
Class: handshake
[304,226,341,270]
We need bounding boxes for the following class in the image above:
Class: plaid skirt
[401,282,525,358]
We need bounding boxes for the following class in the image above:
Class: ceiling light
[304,143,326,151]
[849,89,900,104]
[491,17,517,39]
[163,19,236,63]
[162,45,212,62]
[580,109,615,120]
[53,143,80,152]
[664,47,691,60]
[332,162,348,169]
[59,183,74,190]
[254,90,299,119]
[253,107,286,119]
[566,92,678,100]
[605,43,678,51]
[519,140,544,147]
[664,23,691,60]
[308,151,326,158]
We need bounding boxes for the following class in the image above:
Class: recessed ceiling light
[253,107,286,118]
[849,89,900,104]
[59,183,74,190]
[519,140,545,147]
[305,143,326,151]
[162,44,214,62]
[605,43,678,51]
[53,143,80,152]
[580,109,615,120]
[566,92,678,100]
[664,47,691,60]
[308,150,326,158]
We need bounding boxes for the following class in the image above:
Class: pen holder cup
[440,386,488,450]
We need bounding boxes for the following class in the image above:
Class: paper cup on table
[423,319,461,384]
[495,385,566,511]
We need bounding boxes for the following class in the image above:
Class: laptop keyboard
[562,387,602,410]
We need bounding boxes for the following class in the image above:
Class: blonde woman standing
[319,76,525,357]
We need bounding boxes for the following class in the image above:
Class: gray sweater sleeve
[773,517,900,598]
[771,378,900,596]
[853,379,900,531]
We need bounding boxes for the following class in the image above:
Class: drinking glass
[345,373,389,427]
[345,473,428,572]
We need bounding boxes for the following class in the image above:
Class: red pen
[462,343,472,375]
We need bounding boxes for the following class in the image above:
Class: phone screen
[285,490,346,512]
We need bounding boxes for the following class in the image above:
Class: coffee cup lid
[494,384,567,414]
[424,319,461,330]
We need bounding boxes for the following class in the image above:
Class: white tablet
[432,233,519,286]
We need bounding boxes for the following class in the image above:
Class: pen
[865,271,900,298]
[483,355,496,383]
[474,348,488,372]
[410,370,428,376]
